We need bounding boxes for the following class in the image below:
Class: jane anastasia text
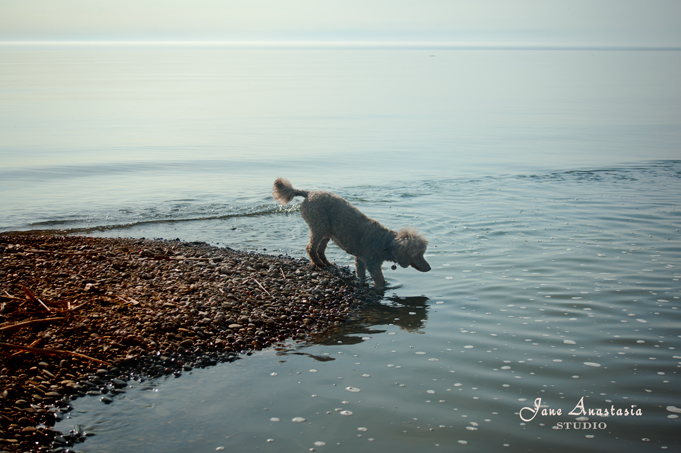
[519,397,642,424]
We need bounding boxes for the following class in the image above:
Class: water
[1,45,681,451]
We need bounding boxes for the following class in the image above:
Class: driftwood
[0,342,112,366]
[144,256,211,261]
[251,277,271,296]
[0,317,66,332]
[23,248,212,261]
[2,290,21,300]
[22,286,52,313]
[3,286,91,313]
[10,339,43,357]
[23,248,91,256]
[69,300,89,311]
[117,294,140,305]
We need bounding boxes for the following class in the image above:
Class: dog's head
[394,227,431,272]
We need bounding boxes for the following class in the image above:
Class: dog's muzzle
[410,255,431,272]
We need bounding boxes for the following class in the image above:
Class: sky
[1,0,681,47]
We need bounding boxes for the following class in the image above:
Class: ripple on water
[52,161,681,452]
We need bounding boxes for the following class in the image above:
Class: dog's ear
[392,244,411,268]
[396,228,428,253]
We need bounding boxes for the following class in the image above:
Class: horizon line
[1,40,680,51]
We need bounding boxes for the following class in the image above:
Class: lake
[1,44,680,452]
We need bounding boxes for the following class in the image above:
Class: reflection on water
[56,282,681,453]
[315,296,431,346]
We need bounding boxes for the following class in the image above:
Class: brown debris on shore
[0,235,379,452]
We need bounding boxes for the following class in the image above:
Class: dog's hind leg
[316,237,333,266]
[355,257,366,281]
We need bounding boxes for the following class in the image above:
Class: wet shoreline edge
[0,234,380,452]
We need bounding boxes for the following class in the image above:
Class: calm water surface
[1,45,680,451]
[54,164,681,452]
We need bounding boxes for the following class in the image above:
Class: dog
[272,178,430,288]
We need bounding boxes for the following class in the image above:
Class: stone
[111,379,127,389]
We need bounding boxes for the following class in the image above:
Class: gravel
[0,235,379,452]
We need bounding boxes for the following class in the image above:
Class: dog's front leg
[366,260,386,288]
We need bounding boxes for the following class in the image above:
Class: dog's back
[300,190,392,257]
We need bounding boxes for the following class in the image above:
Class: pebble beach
[0,235,379,452]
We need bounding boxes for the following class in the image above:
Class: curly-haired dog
[273,178,430,288]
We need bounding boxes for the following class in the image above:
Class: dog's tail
[273,177,309,205]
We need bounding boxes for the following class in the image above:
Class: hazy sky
[1,0,681,47]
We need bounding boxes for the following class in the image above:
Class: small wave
[29,218,88,227]
[3,203,300,237]
[513,160,681,184]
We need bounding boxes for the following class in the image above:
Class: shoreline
[0,235,379,452]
